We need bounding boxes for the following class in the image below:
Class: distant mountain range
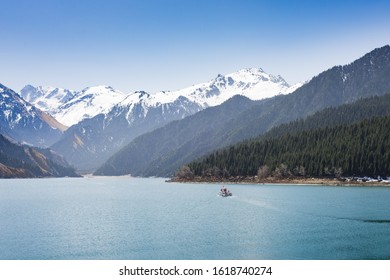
[95,45,390,177]
[21,68,299,127]
[2,67,298,174]
[94,95,260,176]
[2,45,390,178]
[33,68,297,171]
[20,85,125,127]
[20,85,75,119]
[0,84,66,147]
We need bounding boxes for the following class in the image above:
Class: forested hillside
[94,95,259,176]
[184,100,390,180]
[95,46,390,177]
[262,93,390,140]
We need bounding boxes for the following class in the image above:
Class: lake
[0,177,389,260]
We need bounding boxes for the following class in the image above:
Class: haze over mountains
[21,68,297,127]
[0,134,78,178]
[1,45,390,178]
[20,85,125,127]
[24,68,298,172]
[95,45,390,177]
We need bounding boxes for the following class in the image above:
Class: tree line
[183,115,390,179]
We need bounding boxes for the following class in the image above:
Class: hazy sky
[1,0,389,93]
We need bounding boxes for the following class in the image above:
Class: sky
[1,0,389,93]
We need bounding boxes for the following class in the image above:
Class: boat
[219,187,232,197]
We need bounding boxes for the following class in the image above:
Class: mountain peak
[54,85,126,126]
[20,84,76,116]
[19,67,298,127]
[238,67,265,74]
[21,84,36,91]
[80,85,118,94]
[135,91,150,99]
[226,67,284,83]
[0,83,65,147]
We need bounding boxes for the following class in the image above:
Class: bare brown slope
[38,110,68,132]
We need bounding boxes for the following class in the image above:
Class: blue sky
[1,0,389,92]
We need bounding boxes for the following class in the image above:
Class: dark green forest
[96,46,390,177]
[186,114,390,179]
[262,94,390,141]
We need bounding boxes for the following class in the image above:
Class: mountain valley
[1,46,390,178]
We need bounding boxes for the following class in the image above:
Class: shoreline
[168,176,390,186]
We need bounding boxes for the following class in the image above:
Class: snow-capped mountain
[101,68,300,127]
[21,85,125,126]
[0,83,66,147]
[23,68,300,127]
[168,67,294,106]
[51,94,205,172]
[54,85,126,126]
[50,68,301,171]
[119,67,297,114]
[20,85,76,115]
[99,68,302,130]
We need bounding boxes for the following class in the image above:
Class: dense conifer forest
[97,46,390,177]
[183,96,390,180]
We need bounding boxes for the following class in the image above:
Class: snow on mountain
[114,68,300,125]
[54,86,126,126]
[21,85,126,126]
[22,67,299,128]
[49,67,301,171]
[1,84,41,128]
[121,68,296,109]
[283,81,306,94]
[0,83,65,146]
[20,85,76,115]
[107,91,204,127]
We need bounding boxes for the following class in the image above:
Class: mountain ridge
[0,134,79,178]
[48,67,296,171]
[22,68,300,127]
[94,95,260,176]
[0,83,65,147]
[94,45,390,177]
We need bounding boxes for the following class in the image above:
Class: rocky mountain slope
[49,68,297,171]
[0,134,79,178]
[0,84,66,147]
[95,45,390,177]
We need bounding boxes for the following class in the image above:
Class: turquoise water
[0,177,389,260]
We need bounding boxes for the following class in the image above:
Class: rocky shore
[168,176,390,186]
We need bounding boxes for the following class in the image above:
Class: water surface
[0,177,389,259]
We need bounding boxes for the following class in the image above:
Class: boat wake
[231,196,285,213]
[332,217,390,224]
